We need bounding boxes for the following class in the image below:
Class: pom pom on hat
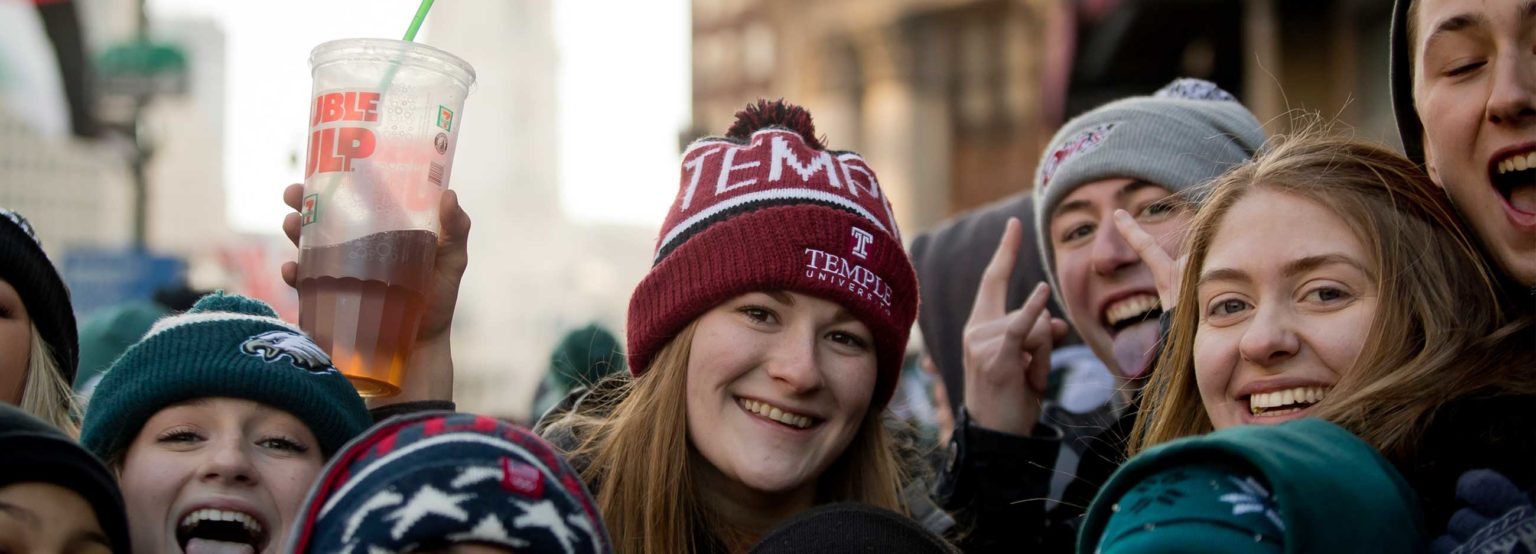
[628,99,919,407]
[187,290,280,317]
[726,99,827,150]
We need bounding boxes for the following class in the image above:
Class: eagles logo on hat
[80,292,372,460]
[288,411,612,554]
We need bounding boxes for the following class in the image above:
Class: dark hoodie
[0,403,131,552]
[1391,0,1536,537]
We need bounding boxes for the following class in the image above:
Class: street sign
[59,248,186,318]
[96,40,189,98]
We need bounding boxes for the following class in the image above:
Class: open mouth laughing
[1102,293,1162,336]
[736,397,821,430]
[1246,386,1329,418]
[177,508,268,554]
[1490,147,1536,218]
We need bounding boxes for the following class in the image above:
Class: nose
[1090,215,1142,277]
[198,437,258,487]
[1486,49,1536,127]
[764,331,825,395]
[1237,305,1299,368]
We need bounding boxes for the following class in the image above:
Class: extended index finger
[969,217,1023,323]
[1112,209,1174,278]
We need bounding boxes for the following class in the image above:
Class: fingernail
[1113,209,1131,221]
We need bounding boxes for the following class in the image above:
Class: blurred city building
[430,0,655,420]
[2,0,233,315]
[691,0,1398,231]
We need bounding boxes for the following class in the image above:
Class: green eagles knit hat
[1032,78,1265,298]
[80,292,371,461]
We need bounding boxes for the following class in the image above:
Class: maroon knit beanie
[628,100,918,407]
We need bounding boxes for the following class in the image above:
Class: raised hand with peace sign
[962,218,1069,436]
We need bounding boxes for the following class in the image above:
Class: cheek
[1313,304,1377,377]
[267,459,324,518]
[1192,328,1239,403]
[825,358,876,422]
[1052,252,1095,325]
[0,324,28,401]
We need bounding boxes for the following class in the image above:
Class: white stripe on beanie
[143,311,304,341]
[655,187,890,262]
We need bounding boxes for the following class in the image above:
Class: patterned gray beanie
[1033,78,1266,295]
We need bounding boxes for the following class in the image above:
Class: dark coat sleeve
[936,409,1086,552]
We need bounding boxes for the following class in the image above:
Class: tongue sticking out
[185,539,256,554]
[1110,321,1159,380]
[1510,182,1536,214]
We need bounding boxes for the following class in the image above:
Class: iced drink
[299,38,474,396]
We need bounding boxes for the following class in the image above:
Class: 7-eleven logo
[302,194,318,226]
[437,106,454,132]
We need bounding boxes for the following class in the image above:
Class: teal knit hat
[80,292,371,461]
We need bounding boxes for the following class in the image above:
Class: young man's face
[1049,178,1192,382]
[1414,0,1536,286]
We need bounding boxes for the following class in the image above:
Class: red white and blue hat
[288,411,611,554]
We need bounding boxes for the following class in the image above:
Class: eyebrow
[0,501,36,524]
[1198,254,1370,289]
[764,290,794,305]
[1424,10,1490,48]
[1051,180,1162,221]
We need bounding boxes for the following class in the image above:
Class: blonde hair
[20,322,80,436]
[1131,130,1532,459]
[554,322,907,553]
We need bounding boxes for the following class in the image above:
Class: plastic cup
[297,38,474,397]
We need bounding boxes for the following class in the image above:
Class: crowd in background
[2,0,1535,552]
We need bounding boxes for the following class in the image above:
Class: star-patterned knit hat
[288,411,611,554]
[627,99,919,407]
[79,292,372,461]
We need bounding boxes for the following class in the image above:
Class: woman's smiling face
[684,291,877,497]
[1193,189,1379,429]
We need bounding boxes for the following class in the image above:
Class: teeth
[1105,294,1161,327]
[1248,386,1329,415]
[739,398,813,428]
[179,508,263,538]
[1495,152,1536,174]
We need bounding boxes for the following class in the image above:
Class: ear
[1423,138,1445,189]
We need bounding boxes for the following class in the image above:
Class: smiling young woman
[1133,130,1522,457]
[535,100,932,553]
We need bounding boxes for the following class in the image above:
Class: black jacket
[1400,392,1536,537]
[935,407,1134,552]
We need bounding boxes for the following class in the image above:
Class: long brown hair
[554,321,908,553]
[1131,130,1533,459]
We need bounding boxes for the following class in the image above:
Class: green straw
[403,0,435,41]
[317,0,436,215]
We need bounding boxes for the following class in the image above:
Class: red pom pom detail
[726,99,826,150]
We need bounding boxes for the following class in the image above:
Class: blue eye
[1210,298,1249,317]
[1305,287,1351,303]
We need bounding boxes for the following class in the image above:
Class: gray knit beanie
[1033,78,1265,295]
